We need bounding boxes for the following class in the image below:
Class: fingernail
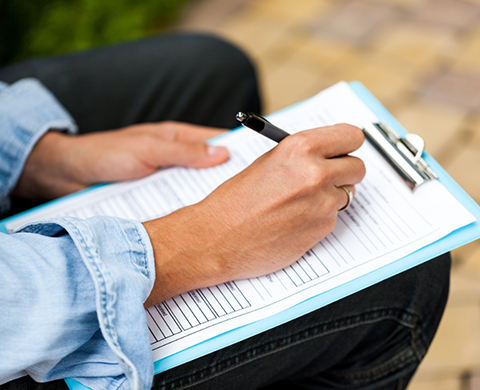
[207,146,226,156]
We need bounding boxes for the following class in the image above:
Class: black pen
[236,111,290,143]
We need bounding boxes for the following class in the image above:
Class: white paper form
[5,82,476,363]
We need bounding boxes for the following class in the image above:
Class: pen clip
[363,122,438,190]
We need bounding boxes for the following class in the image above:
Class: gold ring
[338,186,353,211]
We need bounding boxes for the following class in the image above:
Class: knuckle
[347,156,366,180]
[137,132,154,144]
[302,164,330,191]
[285,132,316,155]
[160,121,182,140]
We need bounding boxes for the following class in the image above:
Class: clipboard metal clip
[363,122,438,190]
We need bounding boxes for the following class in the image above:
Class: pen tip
[236,111,248,123]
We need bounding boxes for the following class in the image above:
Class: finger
[295,124,364,158]
[148,140,229,169]
[326,155,366,187]
[336,185,355,212]
[159,122,229,143]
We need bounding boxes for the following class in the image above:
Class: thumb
[156,141,229,169]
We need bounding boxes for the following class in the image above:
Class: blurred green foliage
[0,0,192,65]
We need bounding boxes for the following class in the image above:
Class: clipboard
[145,81,480,375]
[2,82,480,390]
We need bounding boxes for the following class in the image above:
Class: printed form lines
[148,282,251,344]
[280,250,329,288]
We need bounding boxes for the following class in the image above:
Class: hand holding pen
[236,111,357,212]
[144,120,364,304]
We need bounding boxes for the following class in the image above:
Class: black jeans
[0,34,451,390]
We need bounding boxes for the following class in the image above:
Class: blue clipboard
[2,82,480,390]
[148,81,480,374]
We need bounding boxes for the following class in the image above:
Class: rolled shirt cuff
[17,217,156,389]
[0,78,78,213]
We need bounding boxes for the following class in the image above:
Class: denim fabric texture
[0,217,156,390]
[0,79,77,213]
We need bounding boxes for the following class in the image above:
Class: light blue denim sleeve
[0,216,156,390]
[0,78,77,213]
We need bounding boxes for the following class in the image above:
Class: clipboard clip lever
[363,122,438,190]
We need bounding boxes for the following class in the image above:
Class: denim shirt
[0,79,156,390]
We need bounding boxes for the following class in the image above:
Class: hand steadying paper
[13,122,230,202]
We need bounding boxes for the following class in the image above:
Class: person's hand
[143,124,366,307]
[13,122,229,201]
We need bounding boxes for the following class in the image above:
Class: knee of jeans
[311,317,426,390]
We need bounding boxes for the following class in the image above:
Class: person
[0,34,451,390]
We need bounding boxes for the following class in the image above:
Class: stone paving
[176,0,480,389]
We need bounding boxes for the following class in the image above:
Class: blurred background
[2,0,480,389]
